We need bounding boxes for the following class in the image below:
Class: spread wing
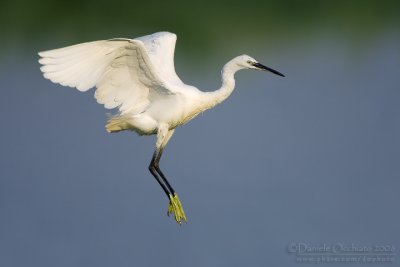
[136,32,183,85]
[38,32,179,115]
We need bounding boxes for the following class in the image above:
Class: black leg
[150,127,186,223]
[152,148,176,195]
[148,150,170,198]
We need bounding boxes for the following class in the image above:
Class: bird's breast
[144,93,208,130]
[176,96,209,127]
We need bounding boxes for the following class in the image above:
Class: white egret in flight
[38,32,284,224]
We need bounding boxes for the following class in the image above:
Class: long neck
[202,60,241,110]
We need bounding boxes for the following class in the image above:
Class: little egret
[38,31,284,224]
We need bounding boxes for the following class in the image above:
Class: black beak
[252,62,285,77]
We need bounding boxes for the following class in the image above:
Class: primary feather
[39,32,180,115]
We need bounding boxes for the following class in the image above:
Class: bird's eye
[247,60,252,64]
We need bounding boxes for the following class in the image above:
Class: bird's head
[234,54,285,77]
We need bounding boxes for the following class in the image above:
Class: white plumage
[39,33,179,115]
[39,31,284,224]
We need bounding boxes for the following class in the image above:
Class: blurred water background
[0,0,399,266]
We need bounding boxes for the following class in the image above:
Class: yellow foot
[167,193,187,224]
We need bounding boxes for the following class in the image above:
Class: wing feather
[39,41,114,91]
[136,32,183,85]
[38,34,176,115]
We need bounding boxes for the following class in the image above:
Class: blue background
[0,1,399,266]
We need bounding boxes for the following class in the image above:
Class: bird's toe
[167,193,187,224]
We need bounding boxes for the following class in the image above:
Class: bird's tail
[106,115,131,133]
